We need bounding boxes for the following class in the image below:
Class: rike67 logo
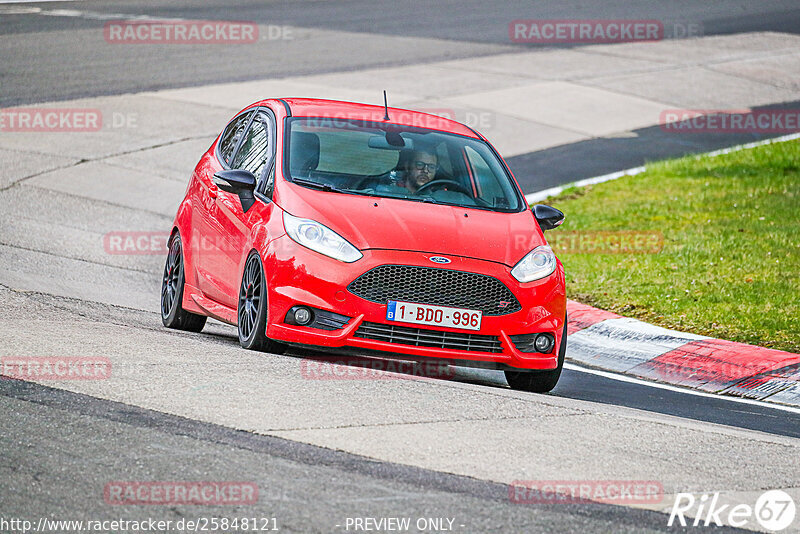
[668,490,796,531]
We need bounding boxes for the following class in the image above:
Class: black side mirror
[214,169,257,212]
[532,204,565,232]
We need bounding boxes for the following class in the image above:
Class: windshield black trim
[281,117,527,214]
[278,99,292,117]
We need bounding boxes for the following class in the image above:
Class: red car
[161,98,567,392]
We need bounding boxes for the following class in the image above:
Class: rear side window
[232,112,273,178]
[218,111,253,165]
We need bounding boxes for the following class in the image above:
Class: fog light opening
[293,306,313,325]
[534,333,554,353]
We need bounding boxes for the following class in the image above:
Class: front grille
[354,321,503,353]
[347,265,521,316]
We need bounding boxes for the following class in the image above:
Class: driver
[399,149,438,194]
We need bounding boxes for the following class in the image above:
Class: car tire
[237,251,287,354]
[161,234,207,332]
[504,317,567,393]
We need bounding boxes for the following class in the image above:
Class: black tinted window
[232,112,272,178]
[218,111,253,165]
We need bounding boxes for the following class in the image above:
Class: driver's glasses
[413,161,438,173]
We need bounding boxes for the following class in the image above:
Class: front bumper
[264,236,566,371]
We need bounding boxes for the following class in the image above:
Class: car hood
[276,183,545,267]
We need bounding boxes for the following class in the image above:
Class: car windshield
[285,117,523,212]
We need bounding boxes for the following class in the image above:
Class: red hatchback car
[161,98,567,392]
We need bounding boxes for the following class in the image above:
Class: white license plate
[386,301,482,331]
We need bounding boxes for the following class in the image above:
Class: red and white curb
[566,300,800,408]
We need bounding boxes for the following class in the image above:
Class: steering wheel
[416,179,472,196]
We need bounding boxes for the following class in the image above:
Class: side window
[232,111,272,178]
[218,111,253,166]
[465,146,503,202]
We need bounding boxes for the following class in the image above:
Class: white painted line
[526,132,800,204]
[0,4,184,21]
[564,362,800,414]
[701,132,800,157]
[526,166,645,204]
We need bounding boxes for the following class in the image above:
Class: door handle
[208,183,218,199]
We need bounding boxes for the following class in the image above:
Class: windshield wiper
[415,196,502,212]
[289,180,503,210]
[291,178,345,193]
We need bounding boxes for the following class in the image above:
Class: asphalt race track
[1,2,799,533]
[3,0,800,106]
[3,0,799,186]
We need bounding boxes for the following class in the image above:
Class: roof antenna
[383,90,390,121]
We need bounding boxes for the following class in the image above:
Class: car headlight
[283,212,363,263]
[511,245,557,283]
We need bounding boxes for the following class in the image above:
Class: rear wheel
[505,318,567,393]
[161,234,207,332]
[238,252,287,354]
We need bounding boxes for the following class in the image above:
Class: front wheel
[505,318,567,393]
[161,234,207,332]
[237,252,287,354]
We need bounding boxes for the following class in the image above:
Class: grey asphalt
[3,1,797,190]
[0,286,796,532]
[554,366,800,439]
[507,99,800,191]
[0,378,746,534]
[3,0,800,107]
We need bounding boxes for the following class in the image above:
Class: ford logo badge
[429,256,451,264]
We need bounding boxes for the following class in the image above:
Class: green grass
[544,140,800,353]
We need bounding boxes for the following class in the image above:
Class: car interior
[286,122,519,211]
